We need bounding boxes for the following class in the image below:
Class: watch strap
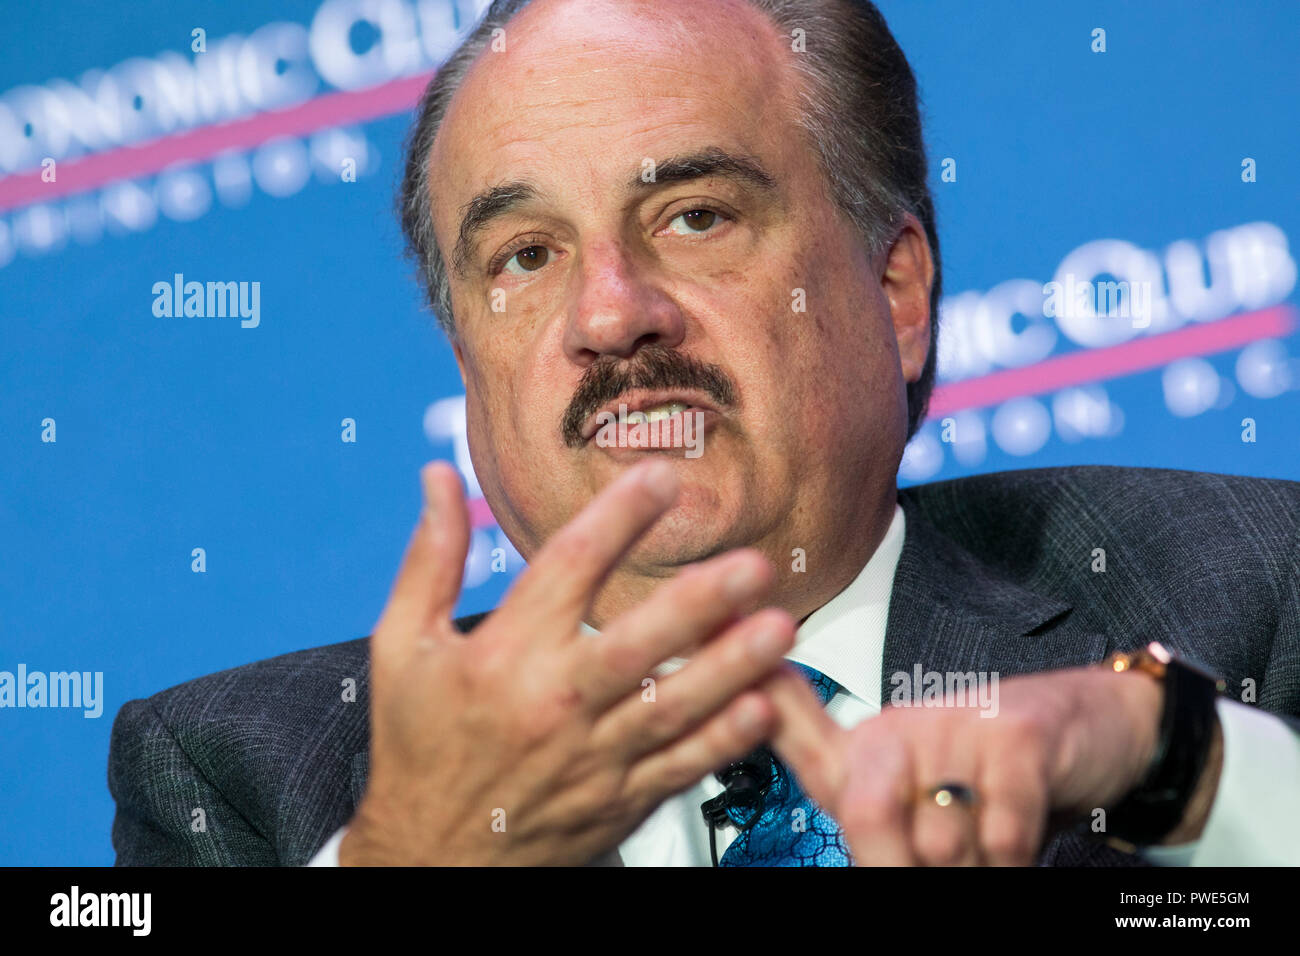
[1102,645,1224,850]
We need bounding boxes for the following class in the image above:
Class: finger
[577,548,777,711]
[836,721,917,865]
[622,690,777,801]
[909,725,981,866]
[594,607,796,758]
[976,735,1050,866]
[763,664,849,810]
[911,794,981,867]
[375,461,470,643]
[505,458,679,631]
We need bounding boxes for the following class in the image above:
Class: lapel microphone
[700,746,775,866]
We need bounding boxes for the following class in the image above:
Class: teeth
[647,402,689,423]
[622,401,688,424]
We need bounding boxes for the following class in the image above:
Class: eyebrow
[449,147,778,277]
[630,147,778,196]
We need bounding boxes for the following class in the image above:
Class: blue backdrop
[2,0,1297,865]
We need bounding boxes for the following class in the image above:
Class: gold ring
[922,782,978,809]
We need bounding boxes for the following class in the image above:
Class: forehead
[428,0,803,230]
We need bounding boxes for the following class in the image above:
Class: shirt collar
[786,503,904,710]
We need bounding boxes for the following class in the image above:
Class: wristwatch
[1096,641,1227,852]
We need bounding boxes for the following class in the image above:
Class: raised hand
[340,458,797,865]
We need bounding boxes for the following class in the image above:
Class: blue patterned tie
[718,662,853,866]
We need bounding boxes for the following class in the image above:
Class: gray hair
[399,0,942,439]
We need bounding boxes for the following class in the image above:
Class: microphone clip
[700,747,775,865]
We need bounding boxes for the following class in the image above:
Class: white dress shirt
[310,504,1300,866]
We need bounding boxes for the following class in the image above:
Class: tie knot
[716,661,854,865]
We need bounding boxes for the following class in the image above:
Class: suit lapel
[881,494,1110,706]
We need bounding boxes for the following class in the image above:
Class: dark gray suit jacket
[108,465,1300,866]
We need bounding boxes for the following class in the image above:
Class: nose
[561,240,686,365]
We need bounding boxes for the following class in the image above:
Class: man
[109,0,1300,866]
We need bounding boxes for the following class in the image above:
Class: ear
[881,212,934,386]
[450,335,467,385]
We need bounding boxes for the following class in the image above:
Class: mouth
[579,389,721,443]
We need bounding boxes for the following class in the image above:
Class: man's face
[429,0,932,618]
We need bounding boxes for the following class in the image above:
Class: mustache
[560,345,736,447]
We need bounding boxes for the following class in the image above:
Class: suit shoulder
[127,609,489,742]
[143,636,371,728]
[107,636,376,863]
[900,464,1300,586]
[904,464,1300,536]
[109,635,376,806]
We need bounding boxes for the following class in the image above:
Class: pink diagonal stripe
[927,305,1296,416]
[0,70,435,213]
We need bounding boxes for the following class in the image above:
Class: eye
[663,208,725,237]
[502,245,549,275]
